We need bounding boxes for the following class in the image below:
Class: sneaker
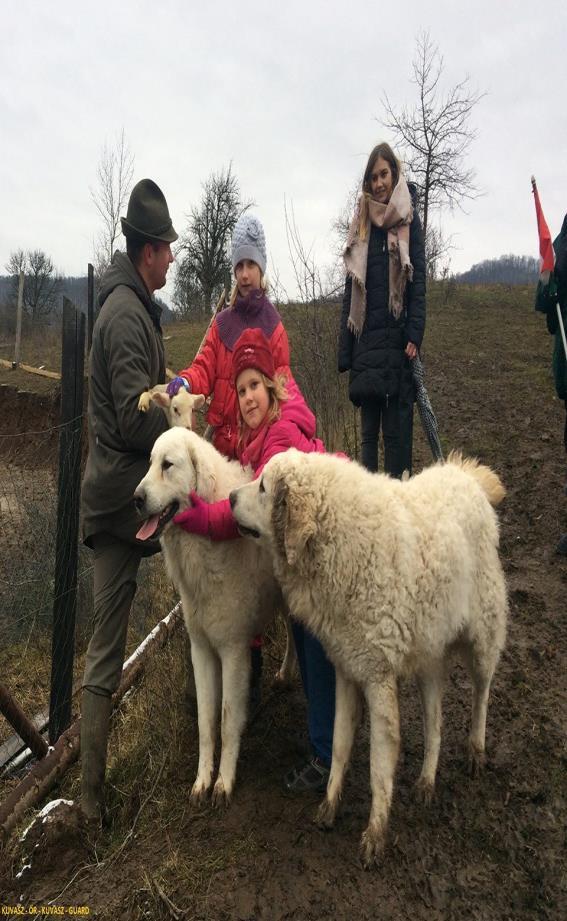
[556,533,567,556]
[283,757,330,794]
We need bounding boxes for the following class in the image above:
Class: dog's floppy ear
[151,390,171,409]
[272,473,315,566]
[187,441,216,500]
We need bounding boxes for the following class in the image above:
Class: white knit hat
[231,213,267,275]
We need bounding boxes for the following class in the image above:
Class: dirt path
[1,293,565,920]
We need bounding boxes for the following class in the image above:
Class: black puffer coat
[338,207,426,407]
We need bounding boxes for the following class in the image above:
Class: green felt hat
[121,178,178,243]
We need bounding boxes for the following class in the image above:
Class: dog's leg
[463,642,500,776]
[212,644,250,807]
[415,663,444,803]
[190,634,220,804]
[360,673,400,869]
[275,611,298,686]
[316,668,361,829]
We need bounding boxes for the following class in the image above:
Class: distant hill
[454,255,539,285]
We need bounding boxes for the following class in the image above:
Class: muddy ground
[0,293,565,919]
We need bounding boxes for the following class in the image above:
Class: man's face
[147,242,174,291]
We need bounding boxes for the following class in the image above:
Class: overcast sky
[2,0,566,304]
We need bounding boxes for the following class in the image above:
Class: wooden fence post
[49,299,85,744]
[12,270,24,368]
[87,262,94,352]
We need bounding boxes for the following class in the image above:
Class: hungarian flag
[531,176,555,278]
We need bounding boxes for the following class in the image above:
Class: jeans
[292,621,335,765]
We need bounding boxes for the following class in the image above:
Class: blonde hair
[229,273,269,307]
[237,370,288,443]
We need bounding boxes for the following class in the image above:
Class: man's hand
[166,376,190,397]
[405,341,418,360]
[173,491,210,537]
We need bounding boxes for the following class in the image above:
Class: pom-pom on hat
[231,214,267,275]
[232,328,275,385]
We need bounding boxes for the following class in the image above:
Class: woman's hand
[405,341,418,360]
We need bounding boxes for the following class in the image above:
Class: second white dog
[230,450,508,865]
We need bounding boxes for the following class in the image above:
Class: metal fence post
[49,299,85,744]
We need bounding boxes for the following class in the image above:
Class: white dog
[134,427,293,806]
[230,450,508,866]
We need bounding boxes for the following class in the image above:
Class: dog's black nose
[134,490,145,512]
[229,490,236,510]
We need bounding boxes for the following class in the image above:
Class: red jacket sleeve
[178,323,220,397]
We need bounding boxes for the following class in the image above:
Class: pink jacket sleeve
[254,421,310,477]
[206,497,240,541]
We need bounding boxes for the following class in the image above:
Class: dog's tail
[446,451,506,507]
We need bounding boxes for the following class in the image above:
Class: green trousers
[82,533,143,696]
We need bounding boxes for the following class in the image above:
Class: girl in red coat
[167,214,291,460]
[174,328,336,793]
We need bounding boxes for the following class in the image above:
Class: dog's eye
[162,460,173,471]
[259,478,265,494]
[173,406,179,415]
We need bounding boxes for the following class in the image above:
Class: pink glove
[173,491,210,536]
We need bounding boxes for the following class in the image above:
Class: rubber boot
[80,688,113,824]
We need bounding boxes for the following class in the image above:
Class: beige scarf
[344,177,414,337]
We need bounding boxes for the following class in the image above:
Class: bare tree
[176,165,253,315]
[424,222,454,280]
[172,258,203,320]
[331,180,360,254]
[90,128,135,277]
[6,249,63,322]
[381,31,484,243]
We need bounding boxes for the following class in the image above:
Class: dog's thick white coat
[231,450,508,865]
[134,428,289,805]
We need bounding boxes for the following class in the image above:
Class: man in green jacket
[80,178,177,822]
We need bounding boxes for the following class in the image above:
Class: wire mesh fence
[0,414,177,758]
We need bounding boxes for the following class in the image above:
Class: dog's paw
[138,392,151,413]
[359,824,386,870]
[211,778,232,809]
[414,775,435,806]
[468,742,486,778]
[190,779,212,806]
[315,797,337,829]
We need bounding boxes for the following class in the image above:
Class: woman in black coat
[338,142,426,476]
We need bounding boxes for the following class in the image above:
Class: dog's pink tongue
[136,515,160,541]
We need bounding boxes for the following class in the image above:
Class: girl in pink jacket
[174,328,335,793]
